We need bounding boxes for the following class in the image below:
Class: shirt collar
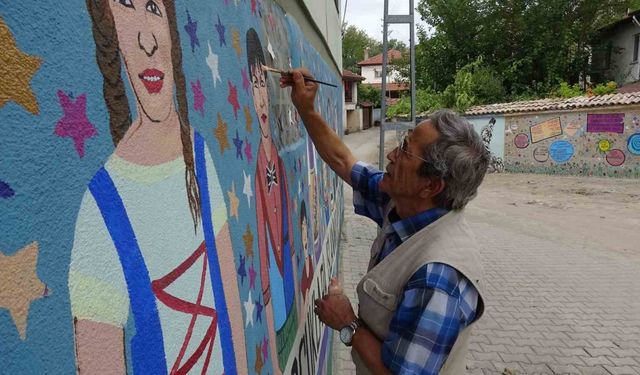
[388,206,450,242]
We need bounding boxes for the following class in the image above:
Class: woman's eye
[146,0,162,16]
[115,0,135,9]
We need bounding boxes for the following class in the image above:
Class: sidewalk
[331,127,640,375]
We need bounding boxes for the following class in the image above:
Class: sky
[341,0,428,45]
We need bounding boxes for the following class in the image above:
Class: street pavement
[330,126,640,375]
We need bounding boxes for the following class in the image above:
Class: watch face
[340,326,353,344]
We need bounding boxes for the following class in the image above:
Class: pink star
[227,80,240,119]
[251,0,257,15]
[54,91,97,158]
[241,68,251,95]
[262,337,269,362]
[191,79,205,117]
[249,263,257,289]
[244,137,253,163]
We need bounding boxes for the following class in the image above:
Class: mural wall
[503,109,640,177]
[466,115,505,173]
[0,1,343,374]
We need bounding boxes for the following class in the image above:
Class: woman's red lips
[139,68,165,94]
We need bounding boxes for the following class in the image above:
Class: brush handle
[264,65,337,88]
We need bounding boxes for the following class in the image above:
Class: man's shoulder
[405,262,470,297]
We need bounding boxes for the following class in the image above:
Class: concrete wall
[503,108,640,177]
[602,23,640,85]
[346,109,363,134]
[0,1,343,374]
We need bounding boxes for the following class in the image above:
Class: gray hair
[419,110,489,210]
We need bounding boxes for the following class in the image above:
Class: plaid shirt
[351,161,479,375]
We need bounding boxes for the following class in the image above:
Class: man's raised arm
[281,69,357,186]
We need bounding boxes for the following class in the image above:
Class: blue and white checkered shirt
[351,161,479,375]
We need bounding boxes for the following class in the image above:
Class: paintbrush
[263,65,338,88]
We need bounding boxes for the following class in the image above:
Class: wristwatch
[339,319,361,347]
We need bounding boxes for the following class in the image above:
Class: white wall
[360,65,401,85]
[604,23,640,85]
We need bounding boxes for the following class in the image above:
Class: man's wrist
[299,108,318,122]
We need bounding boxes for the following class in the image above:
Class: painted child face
[250,63,270,139]
[109,0,175,122]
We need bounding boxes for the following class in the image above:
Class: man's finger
[292,71,306,91]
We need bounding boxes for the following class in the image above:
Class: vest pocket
[361,278,398,311]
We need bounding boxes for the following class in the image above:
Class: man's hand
[280,68,318,118]
[314,278,357,330]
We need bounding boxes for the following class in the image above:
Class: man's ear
[419,177,445,199]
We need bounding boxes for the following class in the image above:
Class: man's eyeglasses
[396,134,429,164]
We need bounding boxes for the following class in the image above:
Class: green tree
[342,24,381,73]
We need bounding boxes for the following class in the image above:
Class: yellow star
[243,224,254,258]
[0,17,41,115]
[254,344,264,373]
[227,181,240,220]
[244,105,253,133]
[232,28,242,59]
[214,112,230,154]
[0,242,47,340]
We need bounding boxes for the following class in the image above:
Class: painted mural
[466,115,505,173]
[0,1,343,374]
[503,109,640,177]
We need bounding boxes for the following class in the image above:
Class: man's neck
[393,196,438,220]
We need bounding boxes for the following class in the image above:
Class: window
[344,82,353,103]
[374,69,382,78]
[633,34,640,63]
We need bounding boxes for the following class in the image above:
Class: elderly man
[281,69,489,374]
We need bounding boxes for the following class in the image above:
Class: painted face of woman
[250,63,270,139]
[109,0,175,122]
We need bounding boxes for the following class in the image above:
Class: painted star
[243,105,253,133]
[191,80,205,117]
[0,180,15,199]
[255,296,263,323]
[0,18,41,114]
[237,255,247,285]
[243,224,254,258]
[254,344,264,373]
[206,42,221,88]
[0,242,48,340]
[241,68,251,95]
[54,91,97,158]
[214,113,229,154]
[227,181,240,220]
[233,130,243,160]
[250,0,257,15]
[231,28,242,59]
[262,336,269,362]
[249,263,257,289]
[227,81,240,119]
[243,290,255,328]
[243,170,253,207]
[215,15,226,47]
[184,10,199,52]
[244,137,253,163]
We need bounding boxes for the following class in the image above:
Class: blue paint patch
[549,140,574,163]
[0,180,15,198]
[628,133,640,155]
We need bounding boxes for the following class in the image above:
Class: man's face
[379,120,440,199]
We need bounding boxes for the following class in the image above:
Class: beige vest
[352,208,485,375]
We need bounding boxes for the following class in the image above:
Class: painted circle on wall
[514,133,530,149]
[606,149,626,166]
[533,147,549,162]
[628,133,640,155]
[598,139,611,153]
[549,140,574,163]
